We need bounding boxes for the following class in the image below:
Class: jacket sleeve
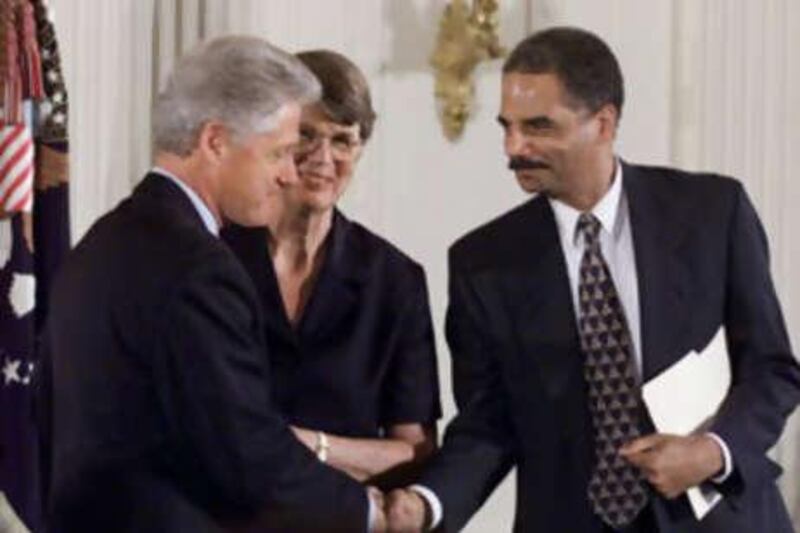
[381,264,442,426]
[419,253,515,532]
[710,183,800,496]
[151,253,368,531]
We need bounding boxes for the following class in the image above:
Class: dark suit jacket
[222,211,441,443]
[420,162,800,532]
[38,174,368,532]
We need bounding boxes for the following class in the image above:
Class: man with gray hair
[38,36,384,532]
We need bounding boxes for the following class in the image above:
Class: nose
[504,127,527,158]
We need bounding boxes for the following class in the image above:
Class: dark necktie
[576,213,648,529]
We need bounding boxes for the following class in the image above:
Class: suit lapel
[503,197,582,400]
[623,163,692,382]
[299,211,365,342]
[223,225,292,347]
[496,166,694,392]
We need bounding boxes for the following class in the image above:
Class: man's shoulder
[624,162,749,230]
[65,187,242,302]
[448,196,548,271]
[626,162,743,198]
[110,190,224,257]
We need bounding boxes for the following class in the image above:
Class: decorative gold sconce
[430,0,505,141]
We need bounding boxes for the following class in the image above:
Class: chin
[515,175,543,195]
[516,170,558,196]
[294,190,336,213]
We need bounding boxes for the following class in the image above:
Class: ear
[196,121,232,164]
[594,104,619,143]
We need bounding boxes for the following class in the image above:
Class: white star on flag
[9,273,36,318]
[2,358,22,386]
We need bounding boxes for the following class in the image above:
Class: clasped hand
[369,486,428,532]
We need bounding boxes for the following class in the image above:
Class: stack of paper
[641,327,731,520]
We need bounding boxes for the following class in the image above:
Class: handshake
[368,486,433,532]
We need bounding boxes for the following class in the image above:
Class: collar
[549,159,624,246]
[325,209,369,285]
[152,166,220,236]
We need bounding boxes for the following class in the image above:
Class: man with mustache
[386,27,800,532]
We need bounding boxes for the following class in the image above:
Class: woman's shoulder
[335,211,426,282]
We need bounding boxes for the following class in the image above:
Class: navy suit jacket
[420,162,800,532]
[38,174,368,532]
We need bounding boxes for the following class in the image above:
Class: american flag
[1,0,70,530]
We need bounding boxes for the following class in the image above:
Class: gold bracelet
[315,431,330,463]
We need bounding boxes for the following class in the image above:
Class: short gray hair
[153,35,320,155]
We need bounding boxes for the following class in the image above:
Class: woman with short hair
[223,49,441,488]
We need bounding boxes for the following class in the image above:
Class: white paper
[0,492,30,533]
[642,327,731,520]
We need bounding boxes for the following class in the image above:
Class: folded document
[641,327,731,520]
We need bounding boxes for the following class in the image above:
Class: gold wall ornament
[430,0,505,141]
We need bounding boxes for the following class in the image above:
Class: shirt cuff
[367,489,376,532]
[409,484,443,530]
[706,432,734,483]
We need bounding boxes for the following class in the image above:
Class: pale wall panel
[51,0,154,240]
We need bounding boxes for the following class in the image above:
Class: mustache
[508,157,549,171]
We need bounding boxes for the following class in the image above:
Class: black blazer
[222,211,441,442]
[420,162,800,532]
[38,174,368,532]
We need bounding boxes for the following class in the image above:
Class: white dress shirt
[415,160,731,530]
[549,161,644,379]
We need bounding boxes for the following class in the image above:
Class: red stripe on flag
[0,138,34,183]
[1,165,34,209]
[0,125,26,155]
[9,188,33,213]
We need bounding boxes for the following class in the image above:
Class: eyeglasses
[296,125,362,161]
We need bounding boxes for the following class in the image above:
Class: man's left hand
[620,433,724,499]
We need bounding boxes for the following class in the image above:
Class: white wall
[49,0,799,529]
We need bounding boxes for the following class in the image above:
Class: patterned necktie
[576,213,648,529]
